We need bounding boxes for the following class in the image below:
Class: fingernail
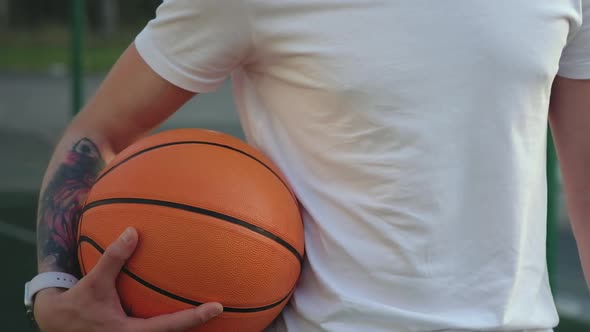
[207,304,223,319]
[120,227,133,243]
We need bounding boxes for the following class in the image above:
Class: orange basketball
[77,128,304,332]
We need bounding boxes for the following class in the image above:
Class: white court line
[0,219,36,245]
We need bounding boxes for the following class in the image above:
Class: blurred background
[0,0,588,330]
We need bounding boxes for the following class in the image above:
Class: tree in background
[0,0,8,26]
[3,0,160,33]
[99,0,118,35]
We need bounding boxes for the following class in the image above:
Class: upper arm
[551,0,590,190]
[549,77,590,195]
[551,77,590,287]
[134,0,254,93]
[73,0,254,153]
[74,43,196,153]
[557,0,590,79]
[550,76,590,139]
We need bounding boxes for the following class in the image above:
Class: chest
[253,0,580,98]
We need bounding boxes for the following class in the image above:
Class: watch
[24,272,79,325]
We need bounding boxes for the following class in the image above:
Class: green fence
[71,0,85,115]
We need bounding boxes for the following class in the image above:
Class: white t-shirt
[135,1,590,331]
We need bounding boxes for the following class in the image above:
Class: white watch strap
[25,272,79,306]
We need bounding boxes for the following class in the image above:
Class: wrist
[33,287,67,322]
[35,287,67,301]
[24,272,79,327]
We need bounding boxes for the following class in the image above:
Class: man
[25,0,590,331]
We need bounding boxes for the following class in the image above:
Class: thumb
[129,303,223,332]
[87,227,138,283]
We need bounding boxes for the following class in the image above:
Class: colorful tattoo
[37,138,105,275]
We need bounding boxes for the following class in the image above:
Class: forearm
[559,188,590,289]
[573,220,590,290]
[35,43,195,275]
[36,126,114,275]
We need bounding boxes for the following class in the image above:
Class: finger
[87,227,138,283]
[129,303,223,332]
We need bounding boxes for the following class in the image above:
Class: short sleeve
[558,0,590,79]
[135,0,254,92]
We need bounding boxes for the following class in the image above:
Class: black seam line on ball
[94,140,297,203]
[82,198,303,264]
[78,235,294,313]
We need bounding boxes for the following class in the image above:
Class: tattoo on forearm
[37,138,105,275]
